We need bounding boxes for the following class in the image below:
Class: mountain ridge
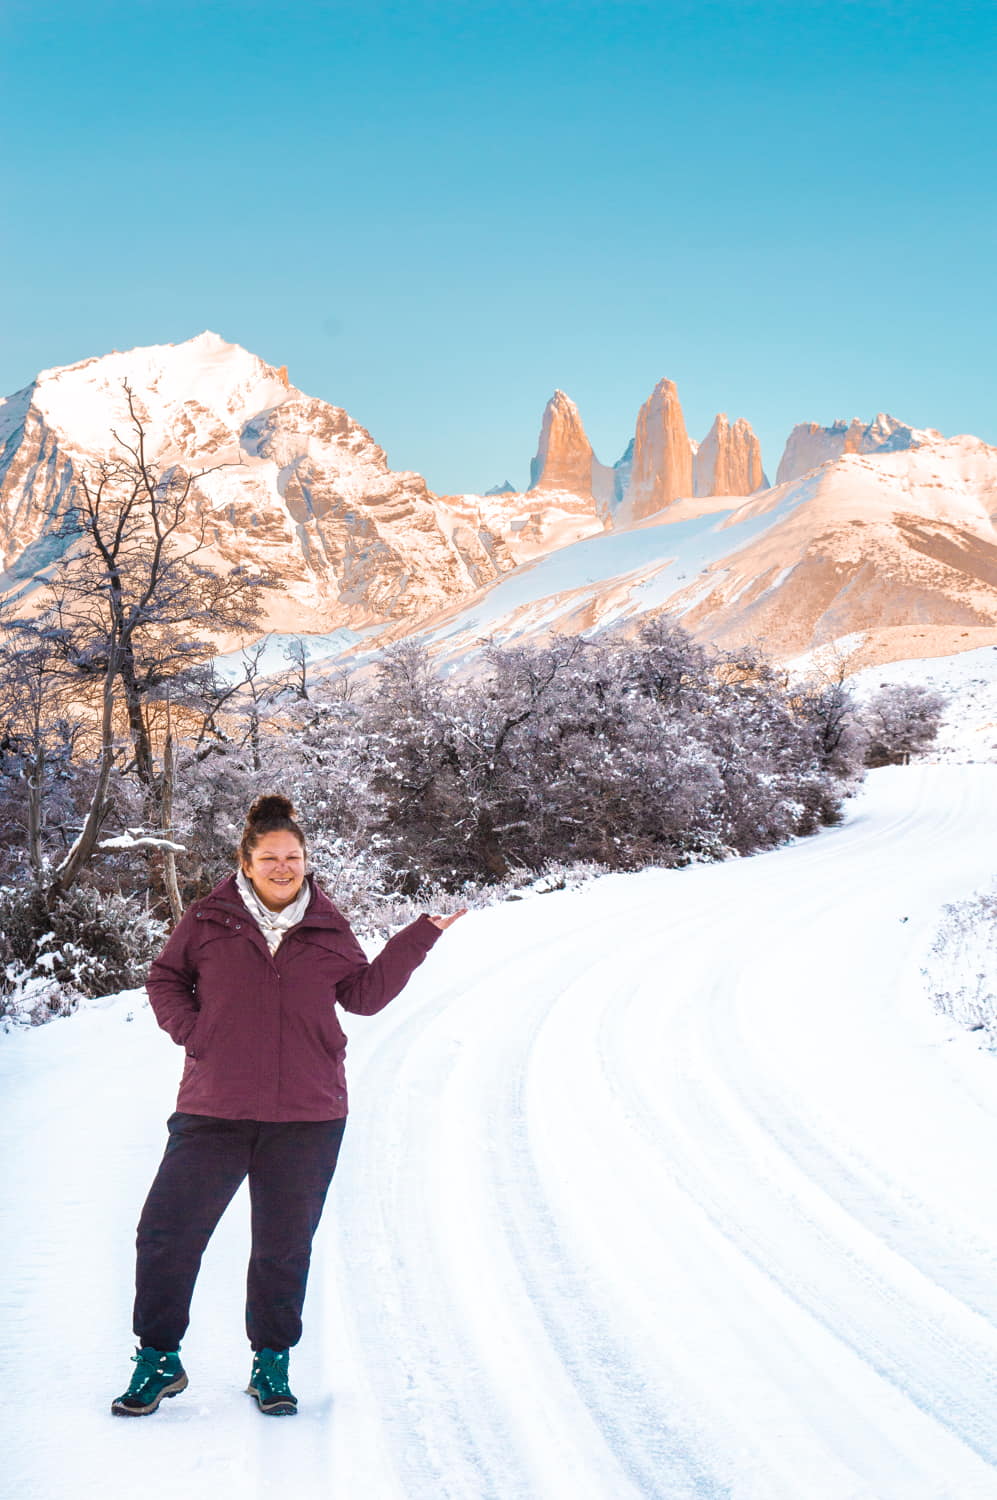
[2,331,994,672]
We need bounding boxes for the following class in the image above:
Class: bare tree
[0,617,86,880]
[8,383,281,903]
[283,638,312,701]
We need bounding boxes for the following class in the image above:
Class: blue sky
[2,0,995,492]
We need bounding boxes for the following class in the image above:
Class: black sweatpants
[134,1112,347,1353]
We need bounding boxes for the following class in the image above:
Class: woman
[111,794,464,1418]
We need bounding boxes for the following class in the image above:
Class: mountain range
[2,331,995,674]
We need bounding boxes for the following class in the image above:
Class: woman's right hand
[428,908,468,931]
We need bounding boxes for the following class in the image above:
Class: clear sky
[2,0,995,493]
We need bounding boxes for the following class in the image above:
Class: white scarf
[236,869,312,954]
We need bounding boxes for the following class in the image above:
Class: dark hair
[238,794,306,867]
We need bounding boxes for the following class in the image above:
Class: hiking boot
[111,1346,188,1416]
[246,1347,297,1415]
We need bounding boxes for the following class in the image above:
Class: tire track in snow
[579,766,997,1495]
[331,766,997,1499]
[330,909,704,1499]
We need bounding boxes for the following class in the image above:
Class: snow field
[4,766,997,1496]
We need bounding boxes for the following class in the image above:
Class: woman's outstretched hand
[428,907,468,931]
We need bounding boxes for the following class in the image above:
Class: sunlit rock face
[0,389,79,580]
[404,433,997,676]
[693,413,767,497]
[528,390,615,512]
[524,386,767,514]
[775,413,935,485]
[616,378,694,523]
[0,332,518,633]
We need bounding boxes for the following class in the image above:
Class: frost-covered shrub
[169,745,261,899]
[788,677,869,780]
[0,885,167,1026]
[0,968,80,1028]
[323,858,611,940]
[923,888,997,1044]
[862,683,947,767]
[153,622,862,909]
[252,627,852,892]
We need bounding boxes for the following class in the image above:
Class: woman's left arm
[336,909,466,1016]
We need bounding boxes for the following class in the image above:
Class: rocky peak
[0,333,518,636]
[529,390,614,511]
[776,413,920,485]
[693,413,767,497]
[616,378,694,523]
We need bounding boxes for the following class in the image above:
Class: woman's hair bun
[238,793,306,866]
[247,794,296,825]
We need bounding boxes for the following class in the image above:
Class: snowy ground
[5,763,997,1498]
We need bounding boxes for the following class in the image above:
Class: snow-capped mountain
[2,332,996,671]
[393,434,997,674]
[0,333,771,640]
[0,332,519,634]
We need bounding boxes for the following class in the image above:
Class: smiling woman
[110,793,465,1419]
[243,830,307,910]
[234,801,313,949]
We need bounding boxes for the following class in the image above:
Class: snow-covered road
[5,765,997,1499]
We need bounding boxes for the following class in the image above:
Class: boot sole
[246,1383,297,1416]
[111,1373,188,1416]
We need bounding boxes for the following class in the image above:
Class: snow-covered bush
[307,853,610,940]
[169,744,261,896]
[862,683,947,767]
[2,614,862,955]
[789,676,869,780]
[0,885,167,1027]
[247,624,853,894]
[923,888,997,1044]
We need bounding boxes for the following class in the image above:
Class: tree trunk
[119,647,157,798]
[26,749,44,883]
[48,641,119,902]
[161,723,183,926]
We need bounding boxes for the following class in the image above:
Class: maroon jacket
[146,873,441,1122]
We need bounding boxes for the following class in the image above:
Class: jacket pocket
[186,1010,212,1060]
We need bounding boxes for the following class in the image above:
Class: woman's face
[242,831,307,912]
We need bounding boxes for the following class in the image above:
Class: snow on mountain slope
[398,488,789,666]
[0,333,516,632]
[671,436,997,659]
[5,764,997,1498]
[437,484,608,566]
[352,436,997,671]
[29,330,291,459]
